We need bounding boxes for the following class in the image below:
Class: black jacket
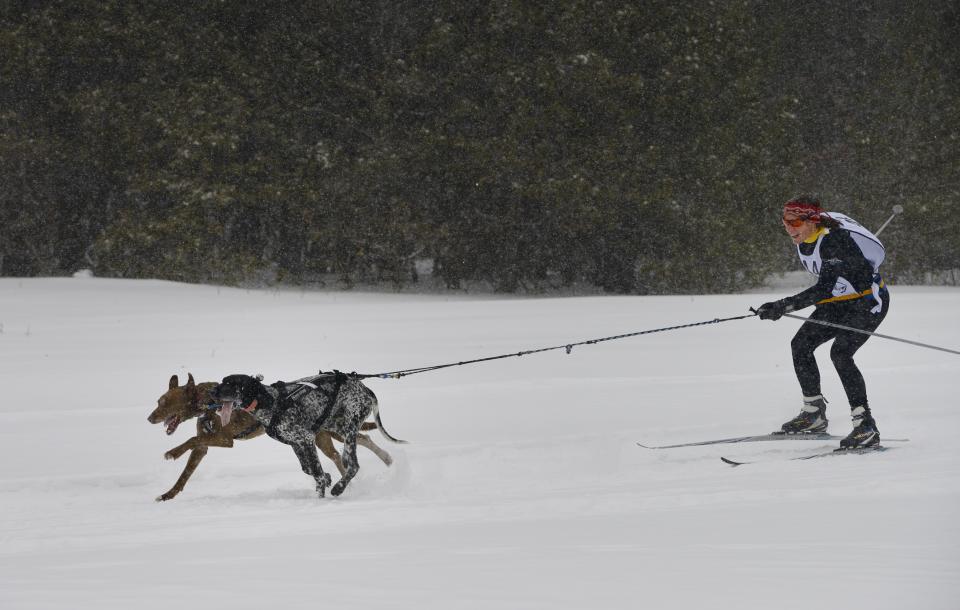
[784,228,881,311]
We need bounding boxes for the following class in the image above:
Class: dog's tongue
[218,401,234,426]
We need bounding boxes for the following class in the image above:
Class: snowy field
[1,276,959,610]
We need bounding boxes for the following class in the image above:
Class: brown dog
[148,374,392,501]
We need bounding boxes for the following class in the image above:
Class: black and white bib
[797,212,885,312]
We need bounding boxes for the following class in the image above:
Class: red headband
[783,200,822,222]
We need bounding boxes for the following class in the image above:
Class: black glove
[755,300,788,321]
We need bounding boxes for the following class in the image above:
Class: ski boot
[839,406,880,449]
[779,395,828,434]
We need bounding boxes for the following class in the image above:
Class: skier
[755,196,889,449]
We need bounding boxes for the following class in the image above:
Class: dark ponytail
[819,214,841,230]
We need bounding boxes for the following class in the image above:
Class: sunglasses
[782,216,807,227]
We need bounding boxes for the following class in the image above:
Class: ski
[721,445,890,466]
[637,434,909,450]
[637,433,842,449]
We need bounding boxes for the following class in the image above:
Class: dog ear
[244,375,261,395]
[169,375,179,390]
[186,373,195,388]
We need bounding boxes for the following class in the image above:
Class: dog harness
[309,371,348,433]
[264,371,349,438]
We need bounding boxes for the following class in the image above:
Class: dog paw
[330,481,346,496]
[163,451,179,461]
[315,473,332,498]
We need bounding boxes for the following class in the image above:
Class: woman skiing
[755,196,889,449]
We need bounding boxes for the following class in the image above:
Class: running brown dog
[148,374,392,501]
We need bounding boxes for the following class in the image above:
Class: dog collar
[243,399,259,413]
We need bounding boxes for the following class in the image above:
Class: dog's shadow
[185,450,411,504]
[190,486,327,504]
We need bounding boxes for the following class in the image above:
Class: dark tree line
[1,1,958,292]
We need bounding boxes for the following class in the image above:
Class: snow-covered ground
[1,277,958,609]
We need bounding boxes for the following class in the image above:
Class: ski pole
[874,204,904,237]
[780,311,960,356]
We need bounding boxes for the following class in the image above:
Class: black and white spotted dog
[211,371,405,498]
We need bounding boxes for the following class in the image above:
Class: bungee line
[348,306,960,382]
[354,313,759,380]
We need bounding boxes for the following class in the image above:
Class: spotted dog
[147,374,392,502]
[212,371,405,498]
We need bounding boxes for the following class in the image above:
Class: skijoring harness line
[351,313,759,380]
[351,307,960,382]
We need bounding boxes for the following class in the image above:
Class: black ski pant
[790,287,890,409]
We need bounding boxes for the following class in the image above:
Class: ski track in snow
[1,278,959,609]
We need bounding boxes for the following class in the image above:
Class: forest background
[1,1,957,293]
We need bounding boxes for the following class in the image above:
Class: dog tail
[374,409,408,444]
